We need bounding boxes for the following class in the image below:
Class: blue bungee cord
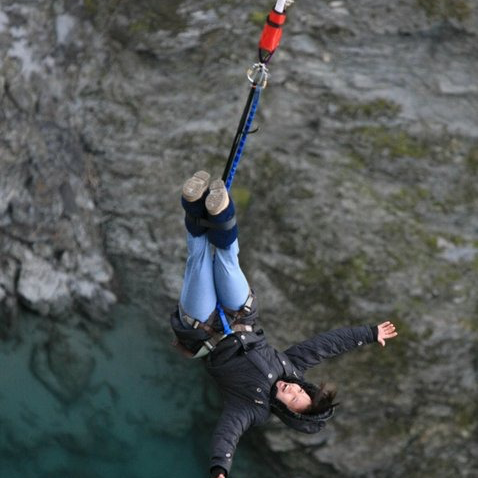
[217,0,293,334]
[216,302,234,336]
[224,85,263,191]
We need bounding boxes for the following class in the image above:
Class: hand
[377,321,398,346]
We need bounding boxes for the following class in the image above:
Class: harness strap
[181,315,253,335]
[186,213,237,231]
[178,320,254,359]
[222,292,254,319]
[179,290,256,358]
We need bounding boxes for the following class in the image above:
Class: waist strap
[175,290,256,359]
[178,321,253,359]
[182,314,253,333]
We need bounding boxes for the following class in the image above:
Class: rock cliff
[0,1,477,477]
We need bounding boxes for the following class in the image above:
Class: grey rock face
[0,97,116,329]
[1,0,477,477]
[18,251,71,317]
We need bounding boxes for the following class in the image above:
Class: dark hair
[305,383,338,415]
[270,378,337,433]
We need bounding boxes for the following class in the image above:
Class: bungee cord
[222,0,295,191]
[216,1,296,336]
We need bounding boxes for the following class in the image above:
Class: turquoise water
[0,309,276,478]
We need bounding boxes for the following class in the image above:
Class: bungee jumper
[170,2,398,477]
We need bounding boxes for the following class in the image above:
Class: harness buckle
[204,340,215,351]
[243,292,254,314]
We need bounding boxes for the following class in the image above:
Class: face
[275,380,312,413]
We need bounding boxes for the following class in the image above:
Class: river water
[0,308,275,478]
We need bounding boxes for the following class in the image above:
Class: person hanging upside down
[170,171,398,478]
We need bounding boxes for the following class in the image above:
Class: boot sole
[182,171,211,202]
[206,179,229,216]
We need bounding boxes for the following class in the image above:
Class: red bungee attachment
[258,8,287,64]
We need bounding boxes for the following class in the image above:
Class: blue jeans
[179,234,250,322]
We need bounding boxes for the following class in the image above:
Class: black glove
[210,466,227,478]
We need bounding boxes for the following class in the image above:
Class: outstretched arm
[284,322,398,372]
[209,404,256,477]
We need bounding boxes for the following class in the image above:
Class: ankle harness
[185,213,236,231]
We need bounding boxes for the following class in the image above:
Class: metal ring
[247,63,269,88]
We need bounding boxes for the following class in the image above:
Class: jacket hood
[270,377,336,434]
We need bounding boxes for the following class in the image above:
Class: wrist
[211,466,227,478]
[371,325,378,342]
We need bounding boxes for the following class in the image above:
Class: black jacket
[206,324,376,475]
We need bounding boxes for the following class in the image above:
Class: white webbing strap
[274,0,294,13]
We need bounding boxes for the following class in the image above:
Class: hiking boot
[181,170,210,237]
[205,179,229,216]
[182,170,210,202]
[206,181,237,249]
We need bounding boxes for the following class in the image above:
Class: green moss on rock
[232,186,252,212]
[353,126,430,159]
[83,0,98,16]
[249,10,268,27]
[338,98,402,120]
[388,186,431,212]
[417,0,473,22]
[296,251,383,318]
[466,145,478,173]
[455,401,478,432]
